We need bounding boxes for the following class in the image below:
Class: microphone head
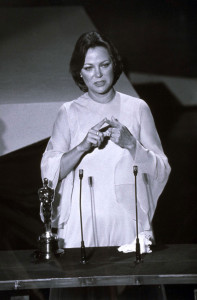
[88,176,93,187]
[133,166,138,176]
[79,169,83,179]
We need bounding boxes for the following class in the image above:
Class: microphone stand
[88,176,98,247]
[79,169,87,264]
[133,166,142,263]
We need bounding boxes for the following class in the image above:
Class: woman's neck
[88,88,115,104]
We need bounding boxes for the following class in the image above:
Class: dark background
[0,0,197,251]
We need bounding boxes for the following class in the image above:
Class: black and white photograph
[0,0,196,299]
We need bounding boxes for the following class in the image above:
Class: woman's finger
[89,129,103,139]
[87,131,104,147]
[106,116,122,128]
[92,118,107,131]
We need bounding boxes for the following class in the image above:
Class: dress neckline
[80,91,120,121]
[84,91,118,107]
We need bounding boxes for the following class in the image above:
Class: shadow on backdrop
[133,82,197,244]
[0,119,6,156]
[0,138,49,250]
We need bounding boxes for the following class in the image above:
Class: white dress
[41,91,171,248]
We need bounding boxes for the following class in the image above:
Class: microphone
[79,169,87,264]
[133,166,142,263]
[88,176,98,247]
[88,176,93,187]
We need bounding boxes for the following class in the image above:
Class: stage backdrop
[0,6,139,250]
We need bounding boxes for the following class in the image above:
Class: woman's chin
[92,84,114,95]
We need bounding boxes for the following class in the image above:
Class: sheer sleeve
[114,98,171,231]
[41,104,71,189]
[134,100,171,225]
[135,100,171,182]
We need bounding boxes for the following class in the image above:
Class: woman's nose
[95,67,102,78]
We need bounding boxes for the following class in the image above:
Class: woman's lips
[94,80,106,87]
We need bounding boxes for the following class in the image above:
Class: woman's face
[80,46,114,96]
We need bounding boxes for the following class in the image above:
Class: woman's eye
[84,66,92,71]
[102,63,110,68]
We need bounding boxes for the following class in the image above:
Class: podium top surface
[0,244,197,290]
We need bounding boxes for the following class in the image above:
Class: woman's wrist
[126,136,136,151]
[76,142,88,154]
[126,137,136,160]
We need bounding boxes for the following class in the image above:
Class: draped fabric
[41,91,171,248]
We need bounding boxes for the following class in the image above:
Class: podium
[0,244,197,299]
[0,244,197,291]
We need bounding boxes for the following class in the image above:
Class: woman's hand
[106,116,136,151]
[77,118,107,152]
[60,118,107,180]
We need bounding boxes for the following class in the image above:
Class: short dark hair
[69,31,123,92]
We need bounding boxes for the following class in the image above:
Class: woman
[41,31,171,250]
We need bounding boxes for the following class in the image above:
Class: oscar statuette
[35,178,64,261]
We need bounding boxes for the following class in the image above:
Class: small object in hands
[35,178,64,261]
[117,232,153,254]
[103,130,111,137]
